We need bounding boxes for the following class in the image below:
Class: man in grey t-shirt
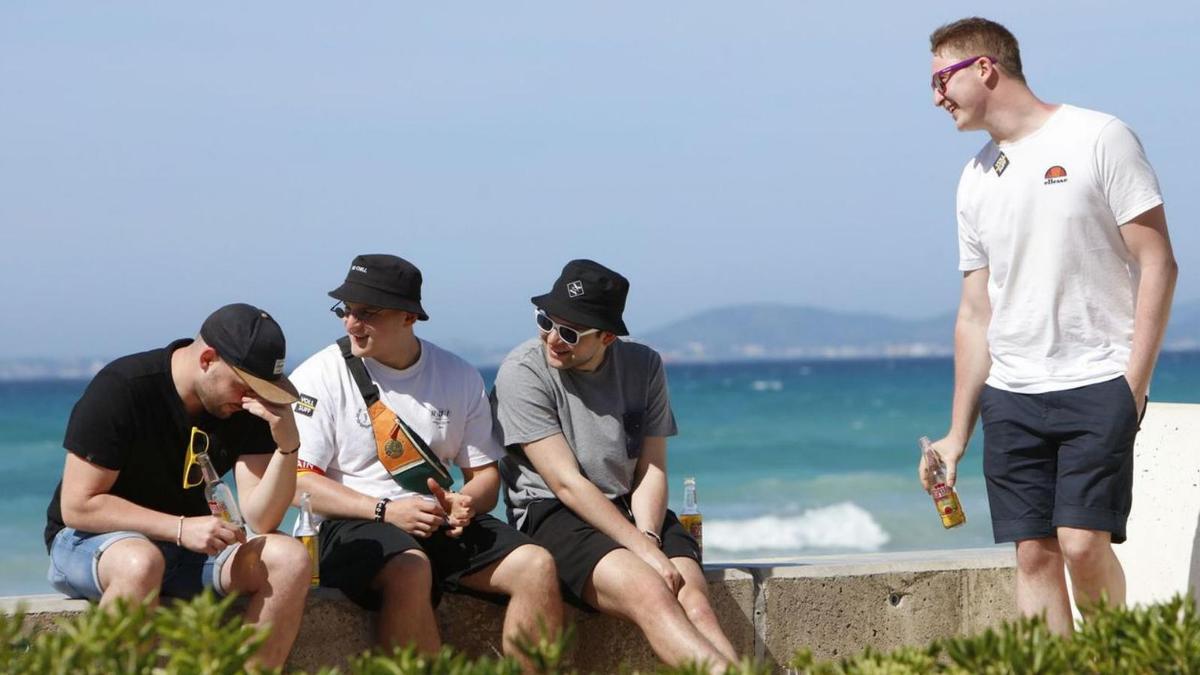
[492,259,737,672]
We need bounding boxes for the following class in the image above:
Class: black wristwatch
[374,497,391,523]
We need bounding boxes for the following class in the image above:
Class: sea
[3,352,1198,596]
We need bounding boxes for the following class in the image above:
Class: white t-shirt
[956,104,1163,394]
[289,339,503,529]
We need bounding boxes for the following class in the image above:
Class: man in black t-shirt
[45,303,311,670]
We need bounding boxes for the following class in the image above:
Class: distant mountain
[638,304,956,362]
[638,299,1200,363]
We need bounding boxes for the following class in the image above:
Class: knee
[261,534,312,584]
[1058,530,1110,571]
[107,542,166,590]
[1015,539,1063,575]
[511,546,559,593]
[378,551,433,600]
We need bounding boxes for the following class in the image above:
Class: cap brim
[328,282,429,320]
[531,294,629,336]
[232,367,300,405]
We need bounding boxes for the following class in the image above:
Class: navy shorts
[318,513,534,610]
[980,375,1144,544]
[520,497,701,609]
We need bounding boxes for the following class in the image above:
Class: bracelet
[175,515,185,547]
[643,530,662,548]
[277,443,300,456]
[374,497,391,523]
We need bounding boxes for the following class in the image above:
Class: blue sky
[2,2,1196,361]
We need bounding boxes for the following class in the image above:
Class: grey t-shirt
[492,337,678,527]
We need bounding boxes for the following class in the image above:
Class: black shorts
[520,497,701,608]
[980,376,1144,545]
[318,513,534,610]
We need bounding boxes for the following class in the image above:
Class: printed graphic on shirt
[294,394,318,417]
[423,402,451,430]
[1044,165,1068,185]
[297,459,326,476]
[992,151,1009,177]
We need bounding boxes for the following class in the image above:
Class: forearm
[1125,259,1179,391]
[62,494,181,543]
[240,450,298,533]
[556,475,655,555]
[297,472,379,521]
[630,465,668,535]
[947,315,991,446]
[460,472,499,515]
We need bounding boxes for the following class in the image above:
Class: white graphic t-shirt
[289,339,502,530]
[956,104,1163,394]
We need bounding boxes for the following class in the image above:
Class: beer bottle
[679,477,703,554]
[920,436,966,529]
[195,452,245,532]
[295,491,320,587]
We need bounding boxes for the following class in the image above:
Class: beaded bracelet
[277,443,300,456]
[374,497,391,523]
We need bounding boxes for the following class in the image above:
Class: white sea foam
[704,501,890,552]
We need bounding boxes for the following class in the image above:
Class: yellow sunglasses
[182,426,210,489]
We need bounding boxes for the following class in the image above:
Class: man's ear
[401,311,419,327]
[198,346,220,372]
[600,332,618,346]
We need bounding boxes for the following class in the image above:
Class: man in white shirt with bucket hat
[290,254,562,663]
[492,259,738,672]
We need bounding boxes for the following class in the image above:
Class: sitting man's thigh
[47,529,159,600]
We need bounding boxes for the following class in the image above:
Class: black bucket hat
[328,254,429,321]
[532,259,630,336]
[200,303,299,405]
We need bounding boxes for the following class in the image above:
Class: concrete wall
[2,549,1016,672]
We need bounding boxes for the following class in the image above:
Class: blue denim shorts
[47,528,238,600]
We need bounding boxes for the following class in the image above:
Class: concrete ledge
[3,550,1016,672]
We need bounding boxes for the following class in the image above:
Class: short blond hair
[930,17,1025,84]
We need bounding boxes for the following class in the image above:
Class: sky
[2,2,1197,362]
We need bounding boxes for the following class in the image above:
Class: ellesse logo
[1044,165,1068,185]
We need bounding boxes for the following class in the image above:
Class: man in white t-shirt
[290,254,561,662]
[921,18,1178,634]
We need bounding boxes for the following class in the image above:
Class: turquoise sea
[3,352,1198,596]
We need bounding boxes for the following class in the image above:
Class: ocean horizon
[3,351,1198,596]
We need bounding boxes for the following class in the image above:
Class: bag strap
[336,336,380,407]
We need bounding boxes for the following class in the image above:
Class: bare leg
[671,557,738,663]
[1058,527,1125,613]
[222,533,312,670]
[96,538,165,608]
[459,544,563,670]
[373,549,441,654]
[584,548,730,673]
[1014,538,1073,635]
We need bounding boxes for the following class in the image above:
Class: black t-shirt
[44,339,276,551]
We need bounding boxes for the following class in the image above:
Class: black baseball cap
[200,303,299,405]
[327,254,429,321]
[532,259,630,336]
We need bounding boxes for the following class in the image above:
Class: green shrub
[787,593,1200,675]
[1,591,269,674]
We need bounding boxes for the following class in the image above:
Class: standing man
[290,254,561,664]
[922,18,1178,634]
[45,303,312,670]
[492,259,738,672]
